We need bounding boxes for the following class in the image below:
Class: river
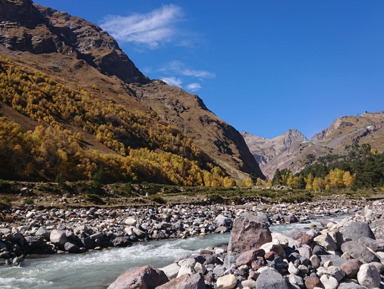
[0,219,338,289]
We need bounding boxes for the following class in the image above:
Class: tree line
[270,143,384,190]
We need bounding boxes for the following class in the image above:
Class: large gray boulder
[107,265,168,289]
[228,212,272,253]
[357,264,381,288]
[50,229,68,249]
[156,273,205,289]
[338,281,368,289]
[341,241,380,263]
[343,222,375,241]
[255,268,289,289]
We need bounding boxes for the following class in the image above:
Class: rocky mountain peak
[280,129,308,147]
[0,0,146,83]
[0,0,44,29]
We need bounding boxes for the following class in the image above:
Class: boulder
[112,237,131,247]
[255,268,289,289]
[124,217,137,226]
[235,249,265,266]
[272,232,301,247]
[317,266,345,282]
[305,276,321,289]
[319,255,347,267]
[159,263,180,279]
[215,214,233,228]
[338,281,368,289]
[64,242,81,253]
[358,237,384,252]
[341,259,363,278]
[341,241,380,263]
[356,264,381,288]
[156,273,206,289]
[228,212,272,253]
[50,229,68,249]
[320,274,339,289]
[289,274,304,288]
[107,265,168,289]
[343,222,375,241]
[24,236,54,254]
[314,233,337,251]
[35,227,51,240]
[216,274,237,289]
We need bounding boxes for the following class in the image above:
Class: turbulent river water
[0,219,340,289]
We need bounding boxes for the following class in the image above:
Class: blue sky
[35,1,384,139]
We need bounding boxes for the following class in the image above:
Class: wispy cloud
[161,77,182,87]
[100,5,183,49]
[186,83,202,92]
[160,60,216,79]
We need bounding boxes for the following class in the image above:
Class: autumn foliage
[0,56,234,186]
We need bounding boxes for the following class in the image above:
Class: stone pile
[0,199,367,266]
[107,200,384,289]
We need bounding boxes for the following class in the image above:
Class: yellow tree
[305,173,314,190]
[343,171,355,187]
[328,168,345,188]
[312,177,325,192]
[244,177,254,188]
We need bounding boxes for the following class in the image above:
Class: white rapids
[0,217,343,289]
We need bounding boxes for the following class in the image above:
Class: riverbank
[107,199,384,289]
[0,199,368,266]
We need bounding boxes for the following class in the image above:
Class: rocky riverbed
[0,199,367,266]
[107,199,384,289]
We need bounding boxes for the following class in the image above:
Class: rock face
[228,212,272,253]
[242,129,310,177]
[107,265,168,289]
[0,0,145,83]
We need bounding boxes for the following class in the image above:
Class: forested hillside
[0,56,235,186]
[270,144,384,190]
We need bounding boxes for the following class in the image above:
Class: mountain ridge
[243,111,384,178]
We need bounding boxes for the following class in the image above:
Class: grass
[0,180,381,208]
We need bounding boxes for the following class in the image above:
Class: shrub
[23,198,34,205]
[86,193,105,205]
[150,195,167,204]
[2,197,12,204]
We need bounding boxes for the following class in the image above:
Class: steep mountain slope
[0,0,263,182]
[243,111,384,178]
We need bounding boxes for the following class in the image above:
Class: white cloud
[186,83,202,92]
[182,68,215,79]
[161,77,182,87]
[100,5,183,49]
[160,60,215,79]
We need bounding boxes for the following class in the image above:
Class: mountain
[0,0,263,183]
[243,111,384,178]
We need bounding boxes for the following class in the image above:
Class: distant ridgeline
[0,56,235,187]
[270,144,384,190]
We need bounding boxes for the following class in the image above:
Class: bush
[23,198,34,205]
[55,173,66,187]
[2,197,12,204]
[149,195,167,204]
[86,193,105,205]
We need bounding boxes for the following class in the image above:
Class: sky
[35,0,384,139]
